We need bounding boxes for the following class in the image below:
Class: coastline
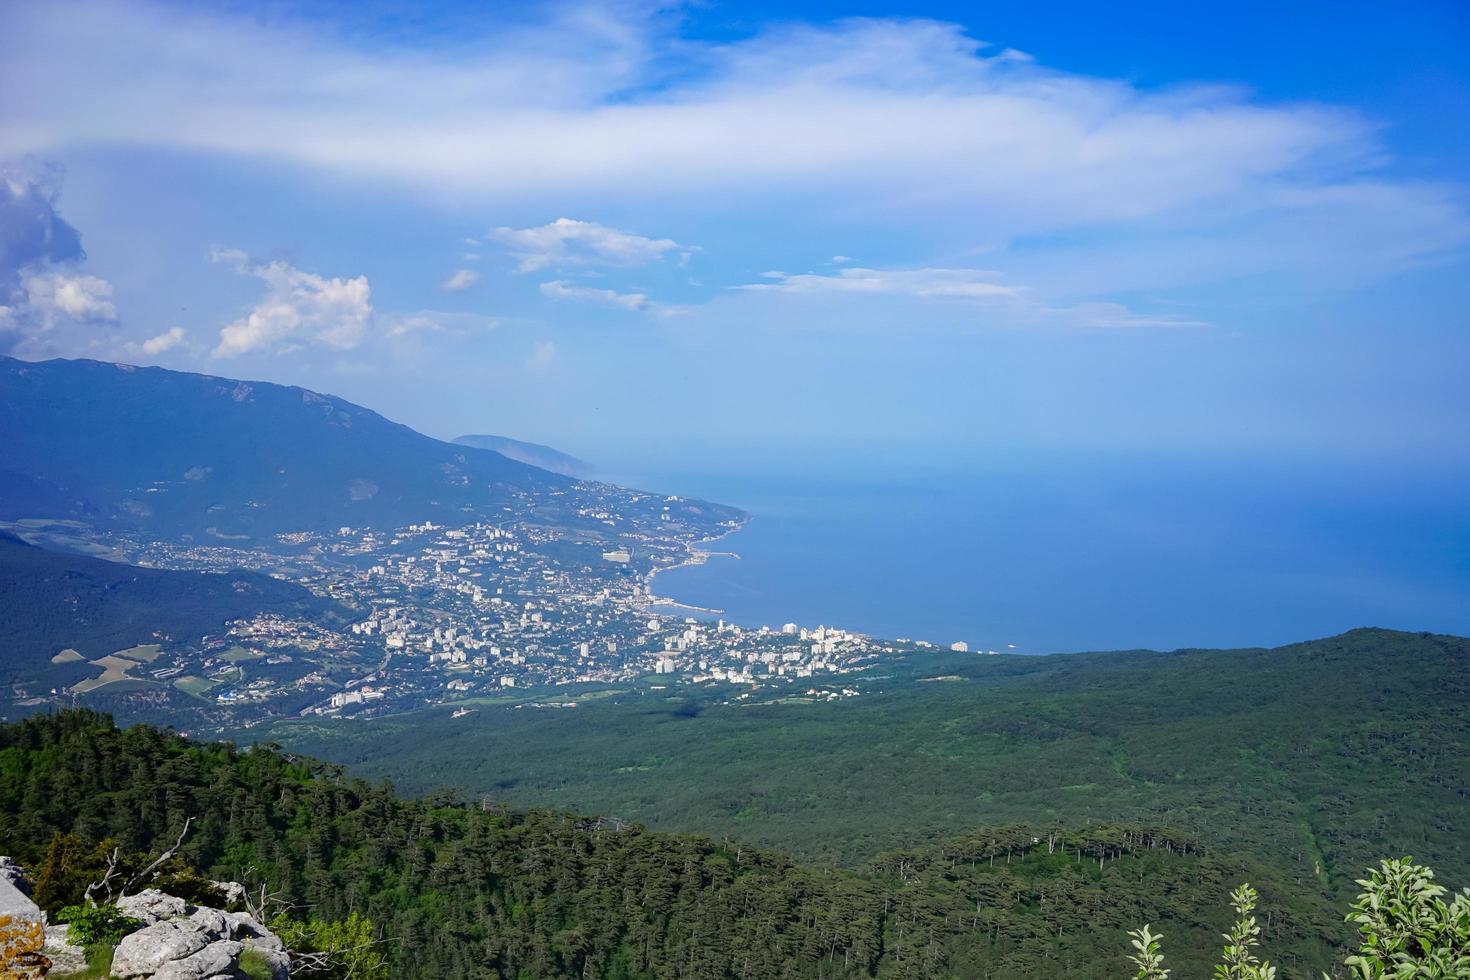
[639,520,748,617]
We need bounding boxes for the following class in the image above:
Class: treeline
[0,711,1362,978]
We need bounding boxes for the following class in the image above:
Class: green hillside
[0,531,345,690]
[0,711,1365,979]
[269,628,1470,899]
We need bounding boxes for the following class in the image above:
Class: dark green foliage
[54,904,143,946]
[272,627,1470,896]
[29,830,230,912]
[0,531,346,686]
[0,710,1348,979]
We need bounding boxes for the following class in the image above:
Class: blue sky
[1,0,1467,468]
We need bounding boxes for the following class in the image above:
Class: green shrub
[239,948,278,980]
[1128,859,1469,979]
[1342,858,1470,979]
[55,904,143,946]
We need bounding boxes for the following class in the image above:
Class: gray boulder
[109,902,289,979]
[118,889,192,926]
[110,915,216,976]
[0,866,46,977]
[43,923,89,975]
[211,881,248,908]
[150,938,243,979]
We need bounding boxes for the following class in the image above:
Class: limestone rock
[150,938,242,979]
[118,889,193,926]
[43,923,88,975]
[0,866,46,979]
[110,897,290,979]
[111,916,216,977]
[211,880,248,908]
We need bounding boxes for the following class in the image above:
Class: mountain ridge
[453,433,590,477]
[0,355,741,543]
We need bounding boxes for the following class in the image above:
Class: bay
[609,449,1470,653]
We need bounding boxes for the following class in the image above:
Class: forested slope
[1,711,1356,979]
[272,628,1470,894]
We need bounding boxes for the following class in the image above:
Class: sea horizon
[605,446,1470,654]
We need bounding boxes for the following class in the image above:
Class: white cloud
[440,268,479,292]
[540,279,655,313]
[0,1,1462,304]
[211,248,372,357]
[383,310,500,337]
[744,267,1022,300]
[137,325,186,354]
[492,218,688,273]
[739,266,1201,329]
[21,271,117,329]
[526,340,557,371]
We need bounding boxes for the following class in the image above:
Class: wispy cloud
[4,2,1460,293]
[739,266,1203,329]
[526,340,557,372]
[440,268,480,292]
[540,279,659,313]
[492,218,689,273]
[744,267,1022,300]
[383,310,500,337]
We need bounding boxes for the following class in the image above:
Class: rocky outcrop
[109,895,289,980]
[0,862,47,979]
[42,925,87,976]
[116,891,191,927]
[0,861,290,979]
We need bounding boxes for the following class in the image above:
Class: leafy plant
[1214,884,1276,980]
[55,903,143,946]
[1128,924,1170,980]
[1130,862,1469,980]
[1342,858,1470,979]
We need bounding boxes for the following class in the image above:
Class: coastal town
[39,487,950,727]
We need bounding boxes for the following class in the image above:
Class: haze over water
[614,449,1470,653]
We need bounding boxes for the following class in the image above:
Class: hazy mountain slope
[454,433,590,476]
[0,531,344,688]
[0,356,739,542]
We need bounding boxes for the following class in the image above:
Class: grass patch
[72,656,145,693]
[114,643,164,663]
[239,949,277,980]
[174,675,222,699]
[51,648,86,664]
[51,943,116,979]
[220,645,265,663]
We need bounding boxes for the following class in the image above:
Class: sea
[606,447,1470,653]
